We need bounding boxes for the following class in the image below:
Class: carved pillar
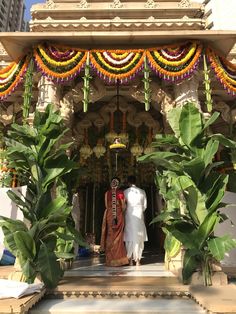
[59,91,75,149]
[174,74,200,110]
[36,75,60,112]
[152,86,176,134]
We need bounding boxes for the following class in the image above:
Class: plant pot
[59,258,73,271]
[190,270,228,286]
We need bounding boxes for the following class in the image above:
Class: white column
[36,75,60,112]
[60,91,75,148]
[174,74,200,110]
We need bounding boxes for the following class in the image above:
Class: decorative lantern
[119,132,129,145]
[93,143,106,159]
[130,143,143,157]
[105,131,118,143]
[144,144,154,155]
[109,137,126,171]
[80,144,93,160]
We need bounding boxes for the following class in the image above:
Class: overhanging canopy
[1,30,236,60]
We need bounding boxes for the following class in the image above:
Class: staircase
[29,255,207,314]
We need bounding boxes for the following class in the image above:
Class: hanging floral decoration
[34,43,87,82]
[1,41,236,100]
[0,56,29,100]
[90,50,144,83]
[146,41,203,82]
[207,47,236,95]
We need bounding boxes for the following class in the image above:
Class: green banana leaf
[179,103,202,146]
[182,249,200,284]
[208,235,236,261]
[37,242,63,289]
[14,231,36,260]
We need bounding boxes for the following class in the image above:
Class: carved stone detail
[110,0,124,9]
[77,0,90,9]
[178,0,190,8]
[36,75,60,112]
[0,103,22,126]
[131,81,176,116]
[72,78,106,111]
[144,0,157,9]
[214,101,231,123]
[174,75,200,110]
[60,91,74,126]
[45,0,57,9]
[0,44,7,55]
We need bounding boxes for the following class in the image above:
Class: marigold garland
[90,49,145,82]
[34,43,87,82]
[0,56,29,100]
[1,41,236,100]
[146,42,203,81]
[207,48,236,95]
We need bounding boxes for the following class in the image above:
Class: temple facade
[0,0,236,248]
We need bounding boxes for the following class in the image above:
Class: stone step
[29,298,207,314]
[48,276,187,298]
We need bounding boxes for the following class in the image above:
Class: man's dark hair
[127,175,136,185]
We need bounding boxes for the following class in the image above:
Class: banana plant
[0,104,80,288]
[139,102,236,285]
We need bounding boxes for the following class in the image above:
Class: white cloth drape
[124,185,148,261]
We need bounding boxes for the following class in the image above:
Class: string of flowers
[2,41,236,100]
[143,54,151,111]
[146,41,203,82]
[90,49,145,83]
[203,52,213,112]
[82,52,92,112]
[0,56,29,100]
[206,47,236,96]
[33,43,87,82]
[22,56,34,123]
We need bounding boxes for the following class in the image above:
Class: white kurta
[124,185,148,261]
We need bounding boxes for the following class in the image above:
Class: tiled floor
[65,254,174,278]
[29,298,207,314]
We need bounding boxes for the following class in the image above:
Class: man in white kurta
[124,176,148,266]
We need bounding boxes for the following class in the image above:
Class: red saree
[100,189,128,266]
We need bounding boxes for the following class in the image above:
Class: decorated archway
[1,39,236,250]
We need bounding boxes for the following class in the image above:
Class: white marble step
[64,263,174,277]
[29,298,206,314]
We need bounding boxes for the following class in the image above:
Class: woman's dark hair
[127,175,136,185]
[111,176,120,183]
[110,176,120,188]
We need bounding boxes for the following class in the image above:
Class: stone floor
[30,253,206,314]
[29,298,207,314]
[1,252,236,313]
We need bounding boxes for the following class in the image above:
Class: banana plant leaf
[208,235,236,261]
[37,242,63,289]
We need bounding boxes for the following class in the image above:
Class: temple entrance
[77,174,164,252]
[68,81,166,253]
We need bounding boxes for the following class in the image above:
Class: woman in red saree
[100,177,129,266]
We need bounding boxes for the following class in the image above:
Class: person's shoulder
[138,187,146,194]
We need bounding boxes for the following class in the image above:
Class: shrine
[0,0,236,250]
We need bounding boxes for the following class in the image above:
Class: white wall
[215,191,236,266]
[206,0,236,30]
[0,186,26,247]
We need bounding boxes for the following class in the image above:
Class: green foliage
[140,102,236,285]
[142,55,151,111]
[0,104,78,288]
[82,52,92,112]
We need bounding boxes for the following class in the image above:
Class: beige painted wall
[0,186,26,247]
[206,0,236,30]
[215,191,236,266]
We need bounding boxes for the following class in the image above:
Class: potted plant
[139,102,236,286]
[0,104,80,288]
